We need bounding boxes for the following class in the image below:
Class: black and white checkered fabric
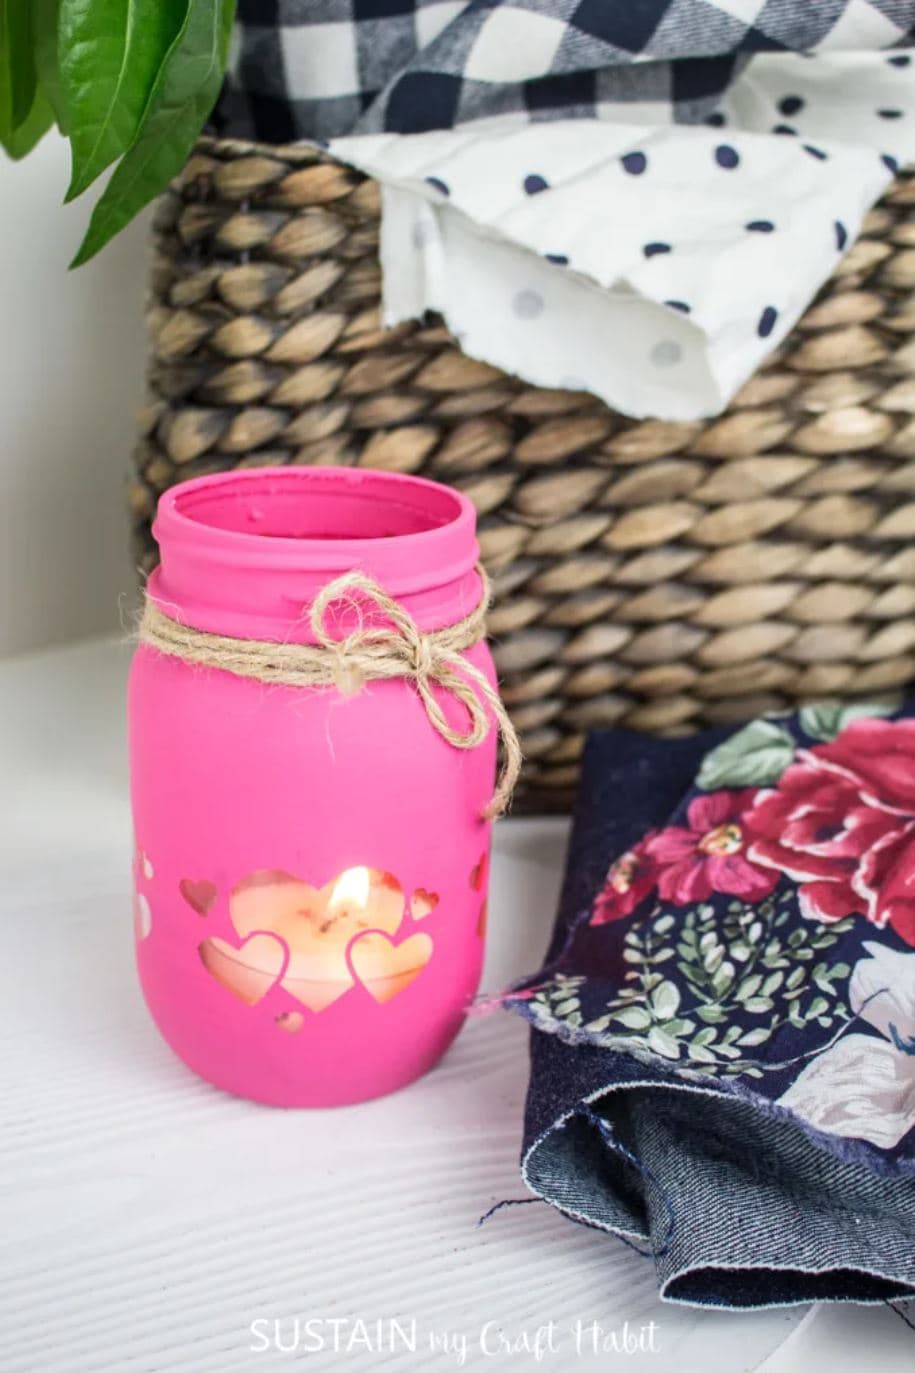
[212,0,915,144]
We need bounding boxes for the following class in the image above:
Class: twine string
[139,564,521,819]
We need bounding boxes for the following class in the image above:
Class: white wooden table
[1,638,912,1372]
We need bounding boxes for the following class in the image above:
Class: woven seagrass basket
[132,135,915,812]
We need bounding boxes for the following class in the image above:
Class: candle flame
[329,866,371,912]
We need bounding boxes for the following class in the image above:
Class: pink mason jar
[129,467,499,1107]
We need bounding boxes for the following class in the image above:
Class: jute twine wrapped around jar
[140,565,522,819]
[131,137,915,811]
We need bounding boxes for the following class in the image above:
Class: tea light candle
[129,467,512,1106]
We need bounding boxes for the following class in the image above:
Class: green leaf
[696,719,795,791]
[647,1027,681,1060]
[737,1027,770,1048]
[686,1043,716,1063]
[798,699,897,743]
[60,0,187,198]
[696,1004,725,1024]
[736,974,763,1002]
[612,1005,652,1031]
[704,945,725,974]
[71,0,235,265]
[3,83,53,156]
[711,962,735,997]
[32,0,68,131]
[585,1015,612,1033]
[0,0,37,147]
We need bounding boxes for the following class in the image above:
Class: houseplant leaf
[0,0,37,145]
[3,85,53,158]
[32,0,69,133]
[59,0,187,199]
[72,0,234,266]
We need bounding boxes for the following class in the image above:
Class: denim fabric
[507,717,915,1308]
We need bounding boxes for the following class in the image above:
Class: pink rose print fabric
[745,719,915,945]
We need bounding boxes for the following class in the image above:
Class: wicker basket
[132,135,915,812]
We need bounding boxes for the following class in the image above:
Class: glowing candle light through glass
[329,866,371,917]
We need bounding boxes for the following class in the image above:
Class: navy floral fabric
[504,707,915,1307]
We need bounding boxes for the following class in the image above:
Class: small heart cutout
[410,888,439,921]
[470,851,488,892]
[134,891,152,941]
[477,900,488,939]
[199,933,286,1005]
[350,931,433,1004]
[180,878,217,916]
[275,1010,304,1034]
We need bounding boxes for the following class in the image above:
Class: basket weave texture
[133,135,915,812]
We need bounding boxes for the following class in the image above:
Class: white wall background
[0,131,150,658]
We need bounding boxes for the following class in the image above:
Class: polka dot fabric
[332,50,915,420]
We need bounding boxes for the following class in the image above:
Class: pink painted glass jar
[129,467,496,1106]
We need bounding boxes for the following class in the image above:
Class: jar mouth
[157,466,473,561]
[149,466,482,640]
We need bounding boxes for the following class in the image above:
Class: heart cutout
[134,891,152,941]
[275,1010,304,1034]
[181,878,218,916]
[349,931,433,1004]
[199,933,286,1005]
[477,900,488,939]
[410,888,439,921]
[470,851,488,892]
[230,867,405,1012]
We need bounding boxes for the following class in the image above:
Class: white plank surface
[1,639,912,1372]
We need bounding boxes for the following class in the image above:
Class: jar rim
[149,466,483,640]
[156,466,475,562]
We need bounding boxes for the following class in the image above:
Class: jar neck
[148,468,483,644]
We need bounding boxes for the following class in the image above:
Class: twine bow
[139,565,521,819]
